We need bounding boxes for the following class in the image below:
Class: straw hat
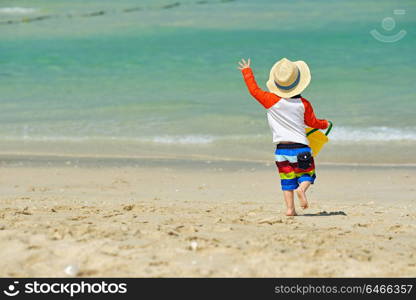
[266,58,311,98]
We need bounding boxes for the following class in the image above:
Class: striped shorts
[275,144,316,191]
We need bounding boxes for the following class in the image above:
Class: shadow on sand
[302,211,347,217]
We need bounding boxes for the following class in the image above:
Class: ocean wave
[0,126,415,144]
[0,134,217,144]
[0,7,37,14]
[148,127,416,144]
[330,126,416,142]
[152,135,215,144]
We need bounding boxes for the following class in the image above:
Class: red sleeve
[241,68,280,109]
[301,98,329,129]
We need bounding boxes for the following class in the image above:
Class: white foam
[330,126,416,142]
[0,126,415,144]
[152,135,215,144]
[149,127,416,144]
[0,7,37,14]
[0,134,217,144]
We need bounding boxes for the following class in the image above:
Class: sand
[0,155,415,277]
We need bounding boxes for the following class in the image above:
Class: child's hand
[237,58,251,70]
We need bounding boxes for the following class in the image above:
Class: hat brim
[266,60,311,98]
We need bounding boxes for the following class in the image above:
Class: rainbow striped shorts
[275,144,316,191]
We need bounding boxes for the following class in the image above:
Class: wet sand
[0,156,415,277]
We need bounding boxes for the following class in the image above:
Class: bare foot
[296,188,309,209]
[286,209,297,216]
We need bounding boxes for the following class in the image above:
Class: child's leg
[275,147,299,216]
[294,147,316,210]
[296,180,311,209]
[283,190,297,216]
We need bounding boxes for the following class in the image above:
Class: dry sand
[0,156,415,277]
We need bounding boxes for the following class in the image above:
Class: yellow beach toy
[305,121,333,157]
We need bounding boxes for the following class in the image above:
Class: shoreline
[1,152,416,169]
[1,139,416,165]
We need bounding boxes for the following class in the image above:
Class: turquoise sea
[0,0,415,163]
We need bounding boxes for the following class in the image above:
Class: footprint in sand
[174,225,198,234]
[258,217,283,225]
[122,204,135,211]
[15,207,32,215]
[353,223,370,228]
[388,224,404,233]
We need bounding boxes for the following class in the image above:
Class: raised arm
[238,59,280,109]
[301,98,329,129]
